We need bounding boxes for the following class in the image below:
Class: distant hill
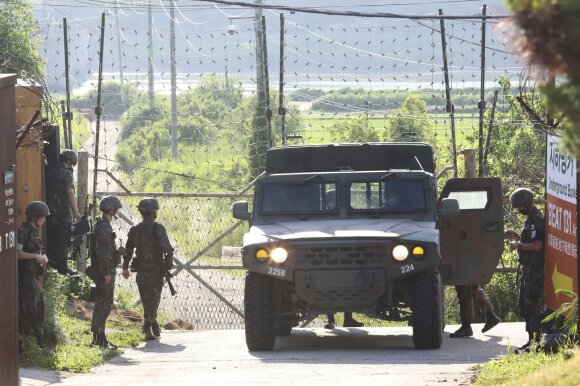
[34,0,517,93]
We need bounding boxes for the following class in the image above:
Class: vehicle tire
[244,272,276,351]
[411,268,443,349]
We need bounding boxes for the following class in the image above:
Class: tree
[507,0,580,156]
[388,94,434,143]
[484,77,546,196]
[330,116,379,143]
[0,0,43,81]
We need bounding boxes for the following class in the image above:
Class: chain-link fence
[2,0,552,329]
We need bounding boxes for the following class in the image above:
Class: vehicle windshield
[261,181,338,213]
[349,179,426,211]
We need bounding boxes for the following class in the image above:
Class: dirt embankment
[67,299,194,330]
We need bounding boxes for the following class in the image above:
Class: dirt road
[21,322,528,385]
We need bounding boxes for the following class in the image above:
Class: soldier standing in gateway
[46,149,81,276]
[449,285,500,338]
[17,201,50,344]
[122,198,174,340]
[505,187,546,352]
[90,195,123,349]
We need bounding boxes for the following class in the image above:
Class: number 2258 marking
[268,267,286,277]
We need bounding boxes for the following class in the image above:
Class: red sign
[545,134,578,309]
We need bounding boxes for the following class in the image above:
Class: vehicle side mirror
[439,198,460,217]
[232,201,251,221]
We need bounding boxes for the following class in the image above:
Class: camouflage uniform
[17,222,45,343]
[517,206,546,336]
[123,217,174,333]
[46,162,75,273]
[90,217,119,339]
[455,284,493,324]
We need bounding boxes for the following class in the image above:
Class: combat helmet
[99,195,123,212]
[60,149,78,166]
[25,201,50,219]
[510,188,534,208]
[137,197,159,213]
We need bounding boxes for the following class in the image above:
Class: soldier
[17,201,50,344]
[46,149,81,276]
[505,187,545,352]
[90,195,123,349]
[122,198,174,340]
[449,285,500,338]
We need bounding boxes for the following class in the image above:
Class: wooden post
[76,151,89,272]
[0,73,19,386]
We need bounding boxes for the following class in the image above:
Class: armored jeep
[233,143,503,351]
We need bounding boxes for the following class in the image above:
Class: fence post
[76,151,89,272]
[439,9,458,178]
[463,148,476,178]
[279,13,286,146]
[92,12,106,219]
[482,89,498,176]
[478,4,487,177]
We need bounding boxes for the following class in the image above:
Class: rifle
[165,268,177,297]
[71,195,91,262]
[153,222,177,296]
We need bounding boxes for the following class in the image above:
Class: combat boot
[515,332,537,354]
[482,312,500,333]
[103,335,118,350]
[152,322,161,338]
[143,321,155,340]
[343,314,364,328]
[449,324,473,338]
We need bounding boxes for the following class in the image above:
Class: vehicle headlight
[391,245,409,261]
[412,246,425,259]
[271,247,288,263]
[255,248,269,263]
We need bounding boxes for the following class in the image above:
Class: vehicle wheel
[411,268,443,349]
[244,272,275,351]
[275,323,293,336]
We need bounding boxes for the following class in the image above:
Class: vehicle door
[438,178,504,285]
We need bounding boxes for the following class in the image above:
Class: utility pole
[170,0,178,160]
[148,0,155,109]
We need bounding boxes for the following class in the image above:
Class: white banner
[547,134,577,205]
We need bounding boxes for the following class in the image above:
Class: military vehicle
[233,143,503,351]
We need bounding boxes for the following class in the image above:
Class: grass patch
[20,310,143,373]
[19,271,146,373]
[475,347,576,386]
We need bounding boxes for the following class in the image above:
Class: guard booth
[0,74,19,385]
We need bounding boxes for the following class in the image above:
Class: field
[291,112,481,165]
